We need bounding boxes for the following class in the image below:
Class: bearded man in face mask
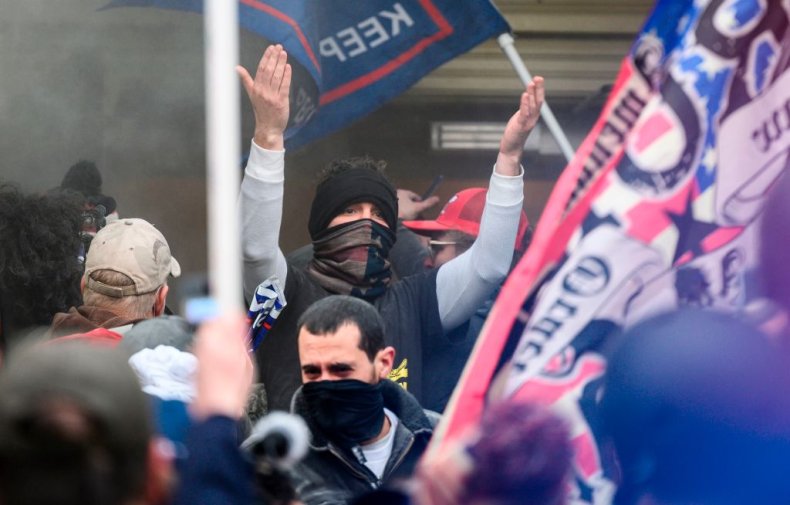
[289,295,439,505]
[238,45,544,411]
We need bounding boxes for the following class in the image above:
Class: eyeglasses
[428,240,459,255]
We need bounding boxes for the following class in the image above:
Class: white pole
[497,33,576,163]
[204,0,242,313]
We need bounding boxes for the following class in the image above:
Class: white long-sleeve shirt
[240,141,524,332]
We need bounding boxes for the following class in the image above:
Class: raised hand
[497,76,545,175]
[236,44,292,150]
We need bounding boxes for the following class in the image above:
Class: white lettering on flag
[319,3,414,62]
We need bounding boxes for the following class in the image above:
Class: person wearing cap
[0,341,170,505]
[399,189,530,412]
[403,187,530,269]
[49,217,181,340]
[0,315,262,505]
[238,45,543,411]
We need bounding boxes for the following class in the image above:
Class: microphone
[241,412,310,469]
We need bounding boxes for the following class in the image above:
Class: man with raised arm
[238,44,544,411]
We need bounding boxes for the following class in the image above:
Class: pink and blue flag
[435,0,790,502]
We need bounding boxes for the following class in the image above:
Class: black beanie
[308,168,398,240]
[61,160,118,214]
[62,160,102,197]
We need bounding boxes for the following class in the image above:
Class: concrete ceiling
[408,0,655,99]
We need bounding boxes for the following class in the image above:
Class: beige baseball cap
[84,218,181,297]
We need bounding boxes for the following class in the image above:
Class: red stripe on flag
[429,60,636,456]
[701,226,744,253]
[418,0,453,33]
[240,0,322,75]
[433,173,611,451]
[319,0,454,105]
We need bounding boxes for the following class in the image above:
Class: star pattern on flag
[665,188,719,265]
[581,211,620,238]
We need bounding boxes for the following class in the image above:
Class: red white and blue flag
[435,0,790,502]
[104,0,510,149]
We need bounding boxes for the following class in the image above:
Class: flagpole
[204,0,242,313]
[497,33,576,163]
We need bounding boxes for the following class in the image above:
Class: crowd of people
[1,43,790,505]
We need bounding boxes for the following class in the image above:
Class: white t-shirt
[360,408,399,479]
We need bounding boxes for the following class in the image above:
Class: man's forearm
[434,78,542,330]
[240,140,289,300]
[435,167,523,331]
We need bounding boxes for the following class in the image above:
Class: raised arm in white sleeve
[436,77,545,331]
[240,143,288,300]
[436,169,523,330]
[236,45,292,300]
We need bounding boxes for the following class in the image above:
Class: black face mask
[302,379,385,447]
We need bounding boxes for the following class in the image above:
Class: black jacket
[256,264,443,412]
[288,380,439,505]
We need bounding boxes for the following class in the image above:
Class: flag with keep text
[105,0,510,148]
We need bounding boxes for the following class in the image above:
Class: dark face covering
[302,379,385,447]
[308,219,395,300]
